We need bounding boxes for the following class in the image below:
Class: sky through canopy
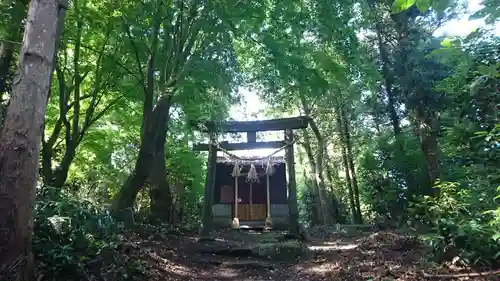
[225,0,499,158]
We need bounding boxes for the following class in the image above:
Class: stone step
[196,257,275,270]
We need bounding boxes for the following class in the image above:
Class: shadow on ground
[78,225,500,281]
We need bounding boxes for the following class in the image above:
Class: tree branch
[72,0,83,142]
[77,95,124,145]
[78,43,141,83]
[121,17,146,89]
[55,64,72,147]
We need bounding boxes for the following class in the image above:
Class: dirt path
[102,225,500,281]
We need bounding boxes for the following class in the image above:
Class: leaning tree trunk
[111,7,164,221]
[416,105,441,194]
[0,0,66,279]
[55,153,74,187]
[149,96,174,222]
[111,95,173,221]
[111,137,155,219]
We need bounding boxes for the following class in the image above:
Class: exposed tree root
[423,269,500,279]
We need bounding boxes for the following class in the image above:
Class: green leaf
[440,38,453,48]
[476,64,499,77]
[416,0,432,12]
[392,0,416,13]
[493,233,500,241]
[474,131,488,135]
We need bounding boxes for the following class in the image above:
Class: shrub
[34,188,125,280]
[409,182,500,266]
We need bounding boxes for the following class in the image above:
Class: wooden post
[232,176,240,228]
[266,175,271,217]
[265,174,272,227]
[200,132,217,238]
[249,183,253,219]
[247,131,256,142]
[285,128,299,236]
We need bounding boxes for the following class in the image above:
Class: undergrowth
[409,182,500,267]
[33,188,128,281]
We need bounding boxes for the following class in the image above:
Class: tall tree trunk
[367,1,416,196]
[324,156,345,224]
[366,0,402,136]
[111,0,201,221]
[416,105,441,193]
[393,10,441,195]
[200,132,217,237]
[324,152,342,192]
[172,183,186,224]
[308,119,336,225]
[149,96,174,222]
[307,119,336,224]
[42,24,112,190]
[0,0,66,279]
[301,128,324,225]
[340,106,362,223]
[40,0,68,187]
[371,21,401,136]
[173,130,190,224]
[299,93,335,224]
[336,111,357,223]
[51,146,77,187]
[111,6,162,219]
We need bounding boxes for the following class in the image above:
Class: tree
[41,0,124,190]
[0,0,28,125]
[0,0,67,279]
[111,0,244,221]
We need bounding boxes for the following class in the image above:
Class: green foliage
[297,182,316,226]
[357,130,428,221]
[409,181,500,266]
[488,186,500,247]
[33,190,125,280]
[391,0,451,13]
[392,0,417,13]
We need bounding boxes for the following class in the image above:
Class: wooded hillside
[0,0,498,280]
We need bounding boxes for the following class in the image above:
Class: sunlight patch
[307,243,358,251]
[301,262,341,273]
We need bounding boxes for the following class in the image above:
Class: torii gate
[192,116,310,238]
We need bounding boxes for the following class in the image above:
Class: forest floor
[94,225,500,281]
